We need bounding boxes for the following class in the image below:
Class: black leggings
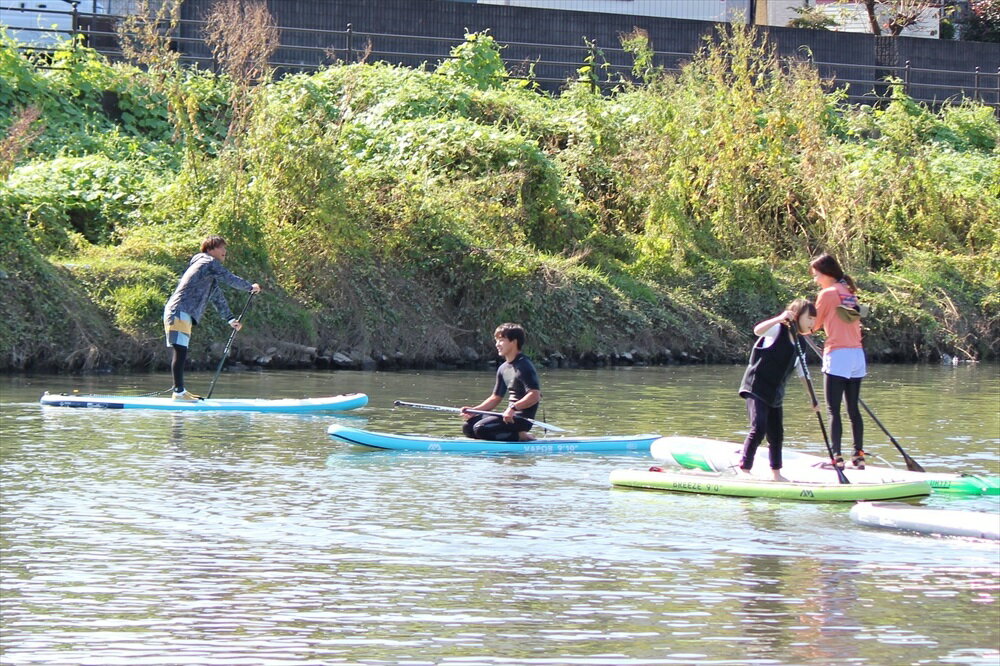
[462,413,532,441]
[170,344,188,393]
[824,373,863,456]
[740,396,783,471]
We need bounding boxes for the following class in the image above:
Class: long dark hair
[810,253,856,293]
[786,298,817,334]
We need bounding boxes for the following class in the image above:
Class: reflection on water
[1,365,998,664]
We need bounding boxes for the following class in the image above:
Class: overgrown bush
[2,25,998,369]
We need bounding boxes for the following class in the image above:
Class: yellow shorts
[164,311,193,348]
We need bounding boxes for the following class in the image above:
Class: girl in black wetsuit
[737,299,818,481]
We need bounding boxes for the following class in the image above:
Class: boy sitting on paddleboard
[462,323,541,442]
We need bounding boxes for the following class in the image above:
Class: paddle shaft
[857,397,925,472]
[205,292,255,400]
[392,400,567,433]
[791,328,850,484]
[801,335,925,473]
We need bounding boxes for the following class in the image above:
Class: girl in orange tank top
[810,253,866,470]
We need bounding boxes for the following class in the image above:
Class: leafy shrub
[788,5,838,29]
[937,102,999,151]
[436,31,509,90]
[109,283,167,336]
[962,0,1000,41]
[7,155,154,252]
[2,23,999,366]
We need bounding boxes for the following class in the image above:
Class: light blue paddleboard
[41,391,368,413]
[327,424,658,453]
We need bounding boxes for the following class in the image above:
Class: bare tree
[0,106,44,181]
[203,0,279,145]
[116,1,207,153]
[848,0,942,36]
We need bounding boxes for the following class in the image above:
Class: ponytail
[811,253,856,293]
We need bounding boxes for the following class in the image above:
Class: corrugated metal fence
[2,4,997,110]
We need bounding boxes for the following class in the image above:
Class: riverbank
[2,27,997,372]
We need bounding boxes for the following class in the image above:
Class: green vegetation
[1,26,997,371]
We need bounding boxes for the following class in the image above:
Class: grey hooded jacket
[164,253,253,325]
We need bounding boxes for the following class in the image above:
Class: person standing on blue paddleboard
[738,299,818,481]
[462,323,541,442]
[164,235,261,401]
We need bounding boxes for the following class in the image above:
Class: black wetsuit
[464,353,541,441]
[737,324,800,471]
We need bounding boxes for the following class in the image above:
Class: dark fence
[3,4,998,110]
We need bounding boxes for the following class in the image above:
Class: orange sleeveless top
[814,284,863,352]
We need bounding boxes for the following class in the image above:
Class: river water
[1,364,998,665]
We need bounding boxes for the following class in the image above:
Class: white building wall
[760,0,941,38]
[761,0,807,26]
[476,0,941,38]
[476,0,752,22]
[1,1,78,44]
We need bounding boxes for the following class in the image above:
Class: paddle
[205,292,255,400]
[800,335,925,473]
[857,401,926,472]
[790,327,850,484]
[392,400,567,433]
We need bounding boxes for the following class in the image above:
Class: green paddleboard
[610,468,933,502]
